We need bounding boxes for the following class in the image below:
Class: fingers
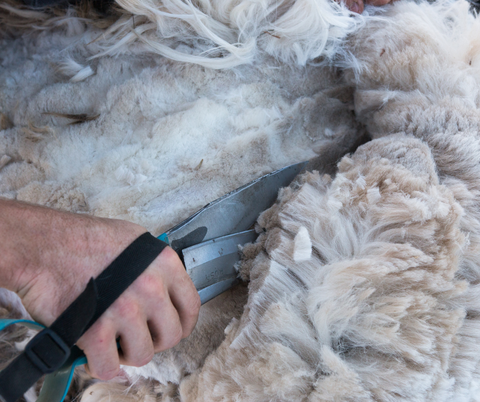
[129,246,200,342]
[145,298,183,353]
[117,318,155,366]
[112,295,155,366]
[77,320,120,380]
[159,247,201,338]
[78,246,201,379]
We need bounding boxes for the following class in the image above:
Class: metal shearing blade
[183,229,258,292]
[164,161,307,252]
[197,278,239,305]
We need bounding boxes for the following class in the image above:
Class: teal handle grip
[0,319,45,332]
[0,319,85,402]
[38,346,87,402]
[158,232,169,244]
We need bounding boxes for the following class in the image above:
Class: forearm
[0,198,145,322]
[0,198,61,292]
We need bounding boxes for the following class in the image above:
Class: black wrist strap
[0,232,168,402]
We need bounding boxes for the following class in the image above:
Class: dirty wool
[2,0,480,401]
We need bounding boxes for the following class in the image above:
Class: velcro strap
[81,232,168,333]
[0,232,167,402]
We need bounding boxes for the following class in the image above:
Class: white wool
[102,0,364,67]
[0,155,12,170]
[14,329,37,352]
[0,289,30,320]
[366,186,380,203]
[0,3,48,22]
[56,58,95,82]
[1,0,363,68]
[23,387,38,402]
[293,226,312,261]
[0,46,359,231]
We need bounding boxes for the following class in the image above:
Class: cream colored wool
[339,2,480,398]
[3,0,480,401]
[179,134,468,401]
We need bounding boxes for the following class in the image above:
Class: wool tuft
[293,226,312,262]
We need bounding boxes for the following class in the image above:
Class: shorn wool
[1,0,480,401]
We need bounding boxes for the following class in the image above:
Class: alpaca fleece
[179,134,467,401]
[0,0,363,399]
[3,0,480,401]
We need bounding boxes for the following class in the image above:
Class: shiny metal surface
[165,161,307,252]
[183,229,258,291]
[197,277,239,305]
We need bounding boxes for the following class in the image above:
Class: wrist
[0,198,147,324]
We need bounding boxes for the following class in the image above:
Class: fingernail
[351,2,360,12]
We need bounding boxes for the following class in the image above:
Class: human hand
[0,199,201,380]
[76,245,201,380]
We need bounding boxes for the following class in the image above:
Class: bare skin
[0,198,201,380]
[340,0,394,14]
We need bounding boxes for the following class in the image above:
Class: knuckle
[154,285,168,305]
[161,246,182,268]
[115,297,141,319]
[137,272,163,296]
